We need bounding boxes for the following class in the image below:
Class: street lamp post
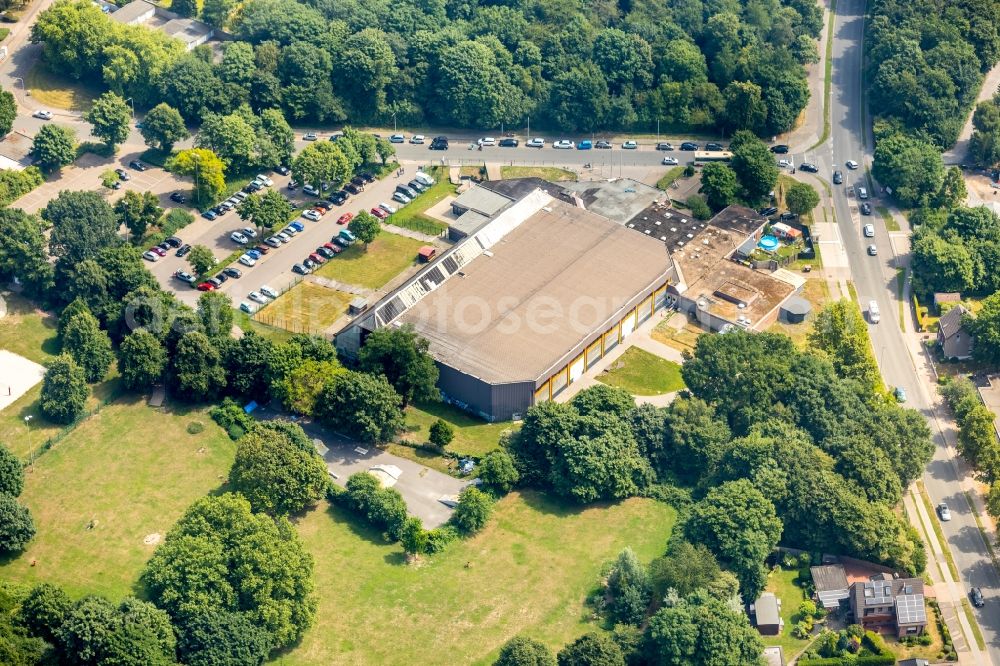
[392,113,397,132]
[124,97,135,120]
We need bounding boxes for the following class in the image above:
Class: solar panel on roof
[895,594,926,624]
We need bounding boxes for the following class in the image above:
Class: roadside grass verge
[808,0,836,152]
[597,347,685,396]
[917,481,960,581]
[0,398,235,600]
[656,166,685,190]
[500,166,577,182]
[275,493,675,665]
[877,205,899,231]
[961,598,987,651]
[963,490,1000,572]
[313,232,425,289]
[25,63,99,112]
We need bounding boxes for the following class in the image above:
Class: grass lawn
[656,166,686,190]
[26,63,98,112]
[402,401,513,458]
[597,347,685,396]
[313,231,425,289]
[386,167,453,235]
[0,397,236,600]
[500,166,578,182]
[254,281,353,335]
[768,278,831,347]
[233,309,295,343]
[762,567,812,656]
[651,318,704,354]
[276,492,675,665]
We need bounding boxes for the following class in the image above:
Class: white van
[868,300,880,324]
[414,171,435,187]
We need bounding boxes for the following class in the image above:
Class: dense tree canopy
[314,370,404,443]
[29,124,75,172]
[40,355,88,424]
[495,636,556,666]
[142,493,316,650]
[644,590,765,666]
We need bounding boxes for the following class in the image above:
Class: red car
[149,246,167,257]
[308,252,327,264]
[314,203,330,213]
[337,212,353,225]
[196,282,216,291]
[323,242,343,254]
[370,207,388,220]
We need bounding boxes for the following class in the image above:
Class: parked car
[622,140,637,149]
[863,224,875,237]
[833,170,843,184]
[163,236,182,248]
[264,236,282,248]
[894,386,907,402]
[759,207,778,217]
[867,244,878,256]
[286,180,299,191]
[274,165,290,175]
[302,209,322,222]
[370,207,388,219]
[292,263,309,275]
[334,236,351,247]
[244,181,262,193]
[260,285,279,299]
[770,144,789,154]
[478,137,496,146]
[414,172,435,186]
[861,202,872,215]
[246,249,262,260]
[276,232,291,243]
[680,142,699,151]
[248,291,268,303]
[212,273,227,284]
[170,192,187,203]
[662,157,679,165]
[336,212,354,226]
[971,587,985,608]
[223,267,242,279]
[410,135,425,144]
[239,302,254,314]
[705,142,724,151]
[656,142,674,151]
[799,163,819,172]
[238,254,257,267]
[308,252,326,264]
[344,183,361,195]
[142,250,158,262]
[846,160,859,170]
[361,173,375,184]
[173,270,196,285]
[316,246,336,258]
[196,281,216,291]
[176,244,191,257]
[499,138,519,147]
[856,186,869,199]
[379,202,397,214]
[303,132,318,141]
[303,184,319,197]
[389,134,405,143]
[303,257,317,269]
[115,168,130,181]
[595,140,612,149]
[526,138,545,148]
[149,246,167,257]
[331,191,348,205]
[129,160,147,171]
[33,110,53,120]
[392,191,411,204]
[777,158,793,169]
[577,140,592,150]
[408,180,427,194]
[938,503,951,521]
[430,136,449,150]
[230,231,249,244]
[324,242,342,254]
[553,140,574,149]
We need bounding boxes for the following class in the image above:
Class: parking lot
[149,162,445,309]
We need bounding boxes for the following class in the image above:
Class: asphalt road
[821,0,1000,659]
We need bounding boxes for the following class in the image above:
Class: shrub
[428,418,454,449]
[450,486,493,534]
[477,449,519,494]
[687,194,712,220]
[424,525,459,554]
[186,421,205,435]
[209,398,255,440]
[791,621,812,639]
[343,472,408,540]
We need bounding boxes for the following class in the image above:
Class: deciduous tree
[451,486,493,533]
[30,124,76,172]
[62,310,114,382]
[785,182,820,217]
[176,610,271,666]
[118,330,167,390]
[315,371,403,443]
[495,636,556,666]
[0,495,35,553]
[348,210,381,249]
[187,244,217,276]
[168,148,227,207]
[358,324,439,407]
[141,103,188,152]
[40,355,88,424]
[115,190,163,241]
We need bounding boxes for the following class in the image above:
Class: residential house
[937,304,974,360]
[748,592,783,636]
[849,574,927,638]
[110,0,217,51]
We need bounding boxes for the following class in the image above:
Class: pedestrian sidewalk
[944,58,1000,165]
[782,0,831,152]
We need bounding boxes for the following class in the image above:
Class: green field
[277,493,675,665]
[500,166,577,182]
[313,231,426,289]
[25,63,98,112]
[402,401,512,457]
[0,398,236,599]
[254,281,354,335]
[597,347,685,396]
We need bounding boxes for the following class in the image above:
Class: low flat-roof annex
[398,199,673,384]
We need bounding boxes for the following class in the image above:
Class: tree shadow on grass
[325,501,403,555]
[517,488,594,518]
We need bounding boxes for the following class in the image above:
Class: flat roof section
[399,200,673,384]
[559,178,663,225]
[625,202,710,249]
[451,186,512,217]
[708,205,768,236]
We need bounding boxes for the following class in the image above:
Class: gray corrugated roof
[939,304,969,339]
[449,209,491,236]
[753,593,781,626]
[452,186,512,216]
[110,0,156,23]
